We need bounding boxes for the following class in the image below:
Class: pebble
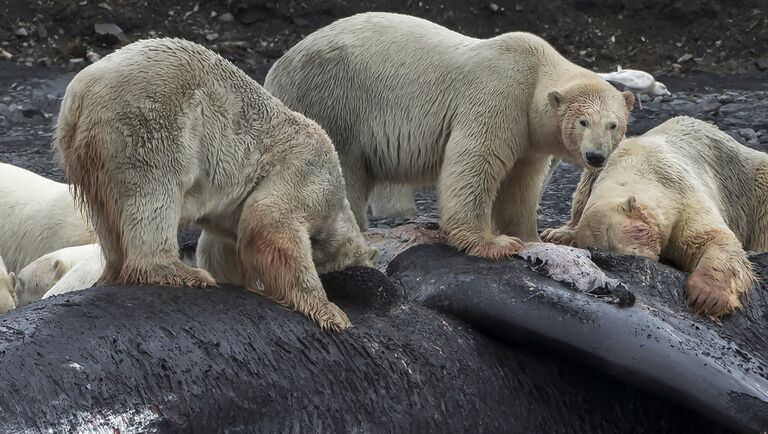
[205,33,220,41]
[8,104,24,123]
[677,54,693,63]
[218,12,234,22]
[488,3,500,12]
[0,103,8,117]
[15,27,29,38]
[739,128,759,144]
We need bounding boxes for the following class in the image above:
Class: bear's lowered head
[575,195,662,260]
[549,80,634,169]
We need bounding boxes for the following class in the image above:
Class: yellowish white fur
[15,243,102,306]
[0,162,96,272]
[265,12,633,259]
[55,38,376,331]
[546,116,765,317]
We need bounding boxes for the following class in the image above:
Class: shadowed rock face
[388,244,768,432]
[0,267,738,433]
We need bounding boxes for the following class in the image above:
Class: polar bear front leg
[438,131,523,260]
[541,168,602,245]
[237,194,351,331]
[492,154,553,242]
[675,222,755,317]
[109,178,216,288]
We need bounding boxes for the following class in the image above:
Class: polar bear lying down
[55,38,376,331]
[544,116,767,317]
[0,163,96,273]
[14,244,102,306]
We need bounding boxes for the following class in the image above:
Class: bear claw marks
[462,234,525,260]
[684,258,753,318]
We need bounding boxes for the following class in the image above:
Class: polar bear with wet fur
[265,12,634,259]
[0,163,96,273]
[56,38,376,331]
[14,243,102,306]
[549,117,765,317]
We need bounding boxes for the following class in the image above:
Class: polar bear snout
[585,152,606,168]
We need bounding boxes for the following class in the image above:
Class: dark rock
[21,104,43,119]
[739,128,759,143]
[218,12,235,22]
[14,27,29,38]
[756,58,768,71]
[36,24,48,39]
[7,104,24,123]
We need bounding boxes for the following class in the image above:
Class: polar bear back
[0,163,95,272]
[265,12,574,181]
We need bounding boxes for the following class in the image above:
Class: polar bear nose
[585,152,606,167]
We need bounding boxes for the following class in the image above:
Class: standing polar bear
[0,162,96,272]
[265,12,634,259]
[546,117,766,317]
[56,38,376,331]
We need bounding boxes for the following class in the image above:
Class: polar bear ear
[622,91,635,111]
[548,91,564,109]
[53,260,68,281]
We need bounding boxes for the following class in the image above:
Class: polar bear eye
[610,122,618,130]
[579,120,588,127]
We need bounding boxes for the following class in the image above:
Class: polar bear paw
[540,226,577,246]
[466,235,524,260]
[125,260,218,288]
[684,259,752,318]
[304,299,352,332]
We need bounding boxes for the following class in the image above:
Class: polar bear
[43,248,104,300]
[56,38,376,331]
[0,255,16,314]
[0,163,96,272]
[14,243,102,306]
[547,117,765,317]
[265,12,634,259]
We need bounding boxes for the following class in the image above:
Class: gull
[598,66,671,109]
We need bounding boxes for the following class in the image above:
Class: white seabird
[598,66,671,109]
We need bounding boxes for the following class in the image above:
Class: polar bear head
[312,199,379,275]
[15,255,72,306]
[575,195,661,260]
[549,82,634,169]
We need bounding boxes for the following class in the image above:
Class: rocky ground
[1,63,767,233]
[0,0,767,80]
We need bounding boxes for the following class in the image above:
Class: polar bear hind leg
[370,184,417,219]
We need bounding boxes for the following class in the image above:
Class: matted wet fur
[544,116,764,317]
[265,12,633,259]
[55,38,376,331]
